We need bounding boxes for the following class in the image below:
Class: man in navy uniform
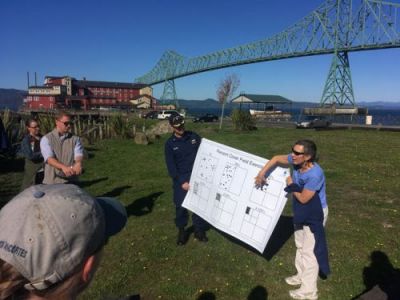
[165,114,208,245]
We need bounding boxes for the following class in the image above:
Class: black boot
[194,230,208,242]
[177,227,186,245]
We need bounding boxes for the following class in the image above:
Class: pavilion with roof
[231,93,292,118]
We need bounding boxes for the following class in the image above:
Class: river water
[188,107,400,126]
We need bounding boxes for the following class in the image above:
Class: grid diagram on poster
[250,175,285,211]
[241,206,272,243]
[189,154,218,212]
[182,138,289,253]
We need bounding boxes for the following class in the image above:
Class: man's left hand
[71,162,83,175]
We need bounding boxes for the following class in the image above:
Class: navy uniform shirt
[165,131,201,186]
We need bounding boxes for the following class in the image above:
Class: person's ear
[82,255,97,283]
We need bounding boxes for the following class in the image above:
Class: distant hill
[175,98,318,111]
[0,88,26,111]
[176,98,221,109]
[174,98,249,109]
[358,101,400,109]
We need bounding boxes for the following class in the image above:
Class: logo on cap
[169,115,185,128]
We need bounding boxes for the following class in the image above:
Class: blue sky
[1,0,399,103]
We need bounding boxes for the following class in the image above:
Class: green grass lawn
[1,124,399,299]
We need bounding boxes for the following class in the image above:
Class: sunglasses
[58,120,72,126]
[292,148,305,156]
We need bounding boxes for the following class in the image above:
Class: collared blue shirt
[288,154,327,209]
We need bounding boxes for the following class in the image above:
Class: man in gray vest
[40,111,84,184]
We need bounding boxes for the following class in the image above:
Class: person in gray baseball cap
[0,184,127,299]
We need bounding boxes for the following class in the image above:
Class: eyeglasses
[292,148,305,156]
[29,125,39,129]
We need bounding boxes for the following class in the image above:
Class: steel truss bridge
[136,0,400,106]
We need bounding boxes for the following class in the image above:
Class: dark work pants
[173,184,208,231]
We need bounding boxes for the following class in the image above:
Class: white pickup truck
[157,110,185,120]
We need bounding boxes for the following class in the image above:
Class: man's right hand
[71,162,83,175]
[181,182,190,191]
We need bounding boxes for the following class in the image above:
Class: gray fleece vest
[43,129,80,184]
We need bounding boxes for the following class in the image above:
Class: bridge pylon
[161,79,179,109]
[320,51,355,107]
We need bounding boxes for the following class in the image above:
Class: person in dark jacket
[0,117,10,152]
[255,140,329,300]
[164,115,208,245]
[20,118,44,191]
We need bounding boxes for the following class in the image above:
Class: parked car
[193,113,219,123]
[143,110,159,119]
[157,110,184,120]
[296,117,331,129]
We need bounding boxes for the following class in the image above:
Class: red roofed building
[23,76,154,111]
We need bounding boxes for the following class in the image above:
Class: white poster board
[182,138,289,253]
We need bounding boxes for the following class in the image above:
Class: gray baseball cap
[0,184,127,291]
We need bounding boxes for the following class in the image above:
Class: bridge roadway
[136,0,400,85]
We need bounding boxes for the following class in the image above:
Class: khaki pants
[294,225,319,293]
[293,206,328,293]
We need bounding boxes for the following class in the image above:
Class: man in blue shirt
[165,115,208,245]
